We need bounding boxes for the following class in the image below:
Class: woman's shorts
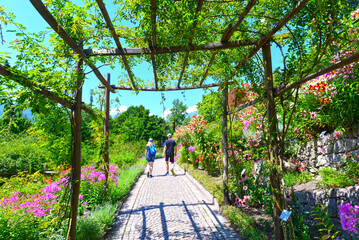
[147,155,155,162]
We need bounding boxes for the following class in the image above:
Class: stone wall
[294,184,359,238]
[295,126,359,173]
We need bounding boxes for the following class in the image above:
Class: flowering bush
[338,202,359,236]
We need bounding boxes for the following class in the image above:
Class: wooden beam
[0,64,96,116]
[221,0,257,42]
[177,0,204,88]
[224,0,310,82]
[230,45,359,115]
[104,73,110,187]
[69,58,83,240]
[227,97,262,114]
[221,24,233,42]
[149,42,159,89]
[149,0,158,89]
[95,0,137,90]
[98,82,231,91]
[29,0,115,93]
[221,83,230,205]
[263,42,284,240]
[150,0,157,46]
[84,40,256,56]
[275,51,359,97]
[199,52,217,85]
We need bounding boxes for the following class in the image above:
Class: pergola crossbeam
[98,82,230,91]
[29,0,115,93]
[200,52,217,86]
[230,51,359,114]
[221,0,257,42]
[95,0,137,90]
[224,0,310,83]
[84,40,256,56]
[177,0,204,88]
[0,64,96,116]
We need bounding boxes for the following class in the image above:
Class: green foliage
[0,104,32,135]
[284,171,313,188]
[0,133,49,174]
[168,98,187,132]
[197,91,221,123]
[311,203,339,240]
[223,206,267,240]
[111,106,166,143]
[0,211,41,240]
[109,160,145,203]
[288,200,311,240]
[109,139,145,169]
[317,167,356,188]
[76,202,117,240]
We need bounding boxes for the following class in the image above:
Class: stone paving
[107,158,241,240]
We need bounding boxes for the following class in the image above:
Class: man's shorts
[147,155,155,162]
[165,154,174,163]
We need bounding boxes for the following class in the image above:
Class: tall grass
[76,159,146,240]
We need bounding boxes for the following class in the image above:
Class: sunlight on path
[106,158,241,240]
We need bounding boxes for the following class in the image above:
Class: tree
[197,92,222,124]
[168,99,187,132]
[111,105,166,142]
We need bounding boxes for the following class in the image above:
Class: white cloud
[110,105,128,116]
[161,109,172,119]
[186,105,197,114]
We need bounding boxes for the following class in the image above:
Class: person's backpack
[149,145,156,156]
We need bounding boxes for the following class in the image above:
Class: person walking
[145,138,156,178]
[163,133,177,176]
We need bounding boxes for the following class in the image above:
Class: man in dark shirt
[163,133,177,176]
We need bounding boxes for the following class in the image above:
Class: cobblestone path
[107,158,241,240]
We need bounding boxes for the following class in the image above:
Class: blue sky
[0,0,284,118]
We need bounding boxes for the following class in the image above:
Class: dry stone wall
[295,126,359,173]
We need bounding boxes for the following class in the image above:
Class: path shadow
[159,202,169,240]
[108,200,240,239]
[182,201,203,240]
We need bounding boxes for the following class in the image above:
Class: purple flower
[320,147,326,152]
[338,203,359,234]
[82,202,88,206]
[188,145,196,152]
[79,195,83,200]
[98,174,106,182]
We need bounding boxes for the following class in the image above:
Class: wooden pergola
[1,0,358,239]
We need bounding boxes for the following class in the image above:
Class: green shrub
[0,133,49,174]
[109,160,145,203]
[109,140,145,169]
[223,206,267,240]
[76,202,117,240]
[284,170,313,187]
[317,167,355,188]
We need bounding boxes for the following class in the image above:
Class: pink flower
[333,131,341,139]
[79,195,83,200]
[243,186,248,191]
[82,202,88,206]
[286,194,292,201]
[294,128,299,134]
[310,112,317,119]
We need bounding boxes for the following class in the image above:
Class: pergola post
[68,57,83,240]
[263,42,284,240]
[104,73,110,185]
[221,83,230,205]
